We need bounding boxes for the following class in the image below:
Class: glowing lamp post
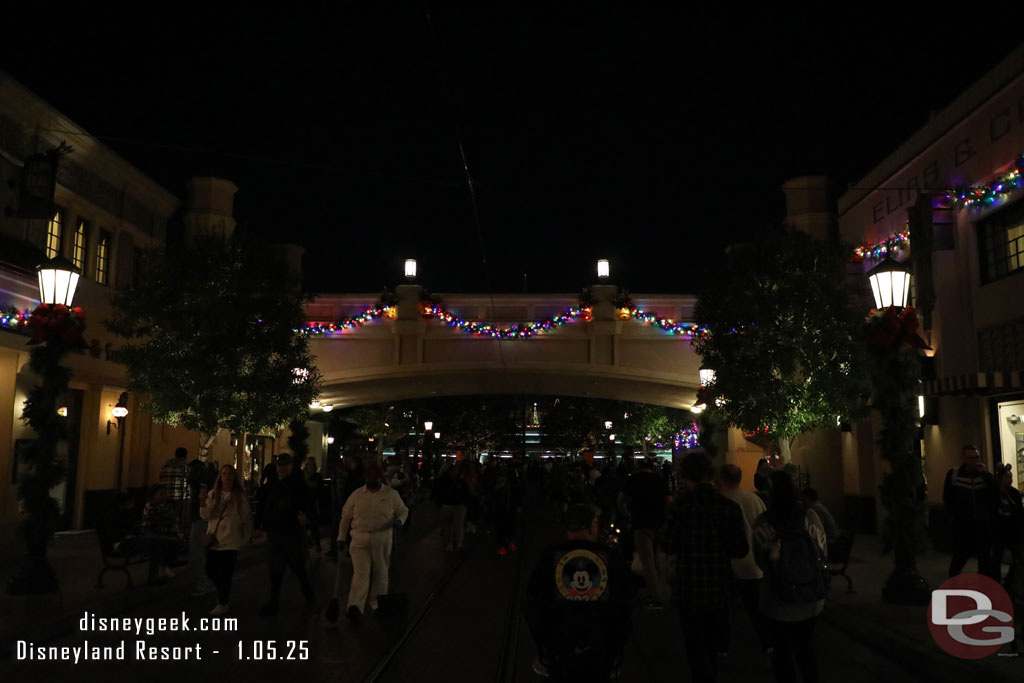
[424,421,433,432]
[699,368,716,387]
[866,256,912,310]
[863,256,930,605]
[8,256,87,595]
[36,255,80,307]
[404,258,417,281]
[597,259,610,279]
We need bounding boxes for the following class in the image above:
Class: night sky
[1,6,1021,295]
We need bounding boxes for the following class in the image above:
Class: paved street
[0,489,957,682]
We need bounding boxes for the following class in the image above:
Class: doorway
[996,399,1024,493]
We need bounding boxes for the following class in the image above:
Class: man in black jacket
[525,504,635,681]
[254,453,316,615]
[943,444,1000,579]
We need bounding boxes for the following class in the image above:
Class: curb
[821,596,1018,683]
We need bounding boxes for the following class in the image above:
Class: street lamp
[699,368,716,387]
[604,420,613,430]
[310,400,321,409]
[434,432,441,439]
[9,256,86,595]
[424,420,433,432]
[866,256,912,310]
[36,254,80,307]
[321,404,334,413]
[863,259,929,605]
[597,259,610,279]
[110,393,129,492]
[405,258,417,280]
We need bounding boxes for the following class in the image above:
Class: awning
[924,371,1024,396]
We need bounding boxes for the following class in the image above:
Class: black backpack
[768,520,828,603]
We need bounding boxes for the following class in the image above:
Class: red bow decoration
[26,303,86,346]
[865,306,931,350]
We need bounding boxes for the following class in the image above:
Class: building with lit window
[834,44,1024,537]
[0,71,249,547]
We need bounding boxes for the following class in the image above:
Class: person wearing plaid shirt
[658,452,748,683]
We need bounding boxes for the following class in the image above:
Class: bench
[827,529,856,594]
[95,520,149,589]
[823,528,856,593]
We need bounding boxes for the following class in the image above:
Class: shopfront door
[996,400,1024,492]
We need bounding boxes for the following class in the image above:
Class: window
[96,230,111,285]
[73,220,88,270]
[980,200,1024,283]
[46,209,63,259]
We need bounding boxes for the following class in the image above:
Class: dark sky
[2,6,1022,294]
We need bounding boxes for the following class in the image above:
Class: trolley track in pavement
[362,495,537,683]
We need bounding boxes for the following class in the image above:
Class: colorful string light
[0,308,31,332]
[853,227,910,262]
[299,299,705,340]
[299,305,392,336]
[947,155,1024,208]
[855,152,1024,262]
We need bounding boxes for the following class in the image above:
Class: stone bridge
[304,285,702,409]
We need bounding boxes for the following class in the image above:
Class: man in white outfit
[338,462,409,622]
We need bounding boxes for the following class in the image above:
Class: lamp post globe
[597,259,610,279]
[36,254,81,307]
[865,256,912,310]
[404,258,417,281]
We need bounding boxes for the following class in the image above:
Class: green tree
[445,396,519,457]
[617,402,688,457]
[693,225,870,461]
[540,397,600,457]
[106,232,320,465]
[341,403,411,462]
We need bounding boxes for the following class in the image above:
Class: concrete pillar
[182,177,238,244]
[782,176,836,241]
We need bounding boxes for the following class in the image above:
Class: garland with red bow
[864,306,931,351]
[26,303,86,347]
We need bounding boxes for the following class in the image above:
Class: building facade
[0,72,252,550]
[836,45,1024,537]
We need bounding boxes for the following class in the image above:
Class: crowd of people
[524,452,838,683]
[97,439,1024,682]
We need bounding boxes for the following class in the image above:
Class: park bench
[94,517,149,589]
[827,529,856,594]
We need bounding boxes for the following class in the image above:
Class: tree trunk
[777,437,792,464]
[199,432,218,459]
[235,432,247,477]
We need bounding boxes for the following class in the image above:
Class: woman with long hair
[752,470,827,683]
[200,465,253,616]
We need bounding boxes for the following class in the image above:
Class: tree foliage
[617,401,689,455]
[106,232,320,438]
[693,226,870,456]
[446,396,519,456]
[341,403,412,461]
[540,397,600,455]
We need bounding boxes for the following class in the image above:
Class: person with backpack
[658,452,748,683]
[525,504,635,681]
[752,470,828,683]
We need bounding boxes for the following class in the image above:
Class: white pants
[348,530,393,612]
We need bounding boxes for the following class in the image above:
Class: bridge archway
[305,288,701,410]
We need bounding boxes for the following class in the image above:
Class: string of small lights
[0,307,31,332]
[946,154,1024,208]
[298,299,705,340]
